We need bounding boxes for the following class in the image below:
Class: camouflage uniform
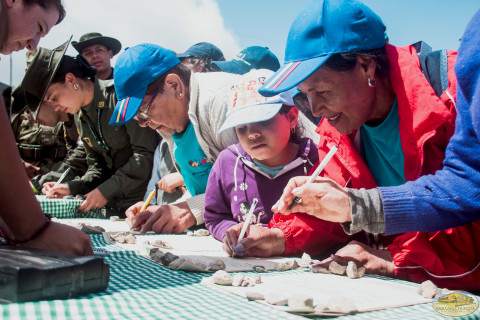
[66,78,157,216]
[11,87,68,175]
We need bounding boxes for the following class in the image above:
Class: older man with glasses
[110,43,319,234]
[109,43,241,234]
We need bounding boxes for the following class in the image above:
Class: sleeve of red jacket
[268,212,349,257]
[388,221,480,291]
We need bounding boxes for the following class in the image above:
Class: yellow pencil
[141,189,156,212]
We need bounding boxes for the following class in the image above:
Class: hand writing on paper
[42,182,71,198]
[157,172,184,194]
[271,176,351,223]
[77,188,108,212]
[127,201,196,234]
[223,224,286,258]
[313,240,395,277]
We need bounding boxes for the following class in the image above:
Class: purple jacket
[204,138,319,241]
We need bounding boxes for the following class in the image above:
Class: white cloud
[0,0,240,86]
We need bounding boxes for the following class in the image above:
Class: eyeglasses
[134,87,160,121]
[292,91,312,112]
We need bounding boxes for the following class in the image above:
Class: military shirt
[38,115,89,186]
[66,78,156,211]
[10,87,68,172]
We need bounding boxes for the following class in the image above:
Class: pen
[237,198,258,244]
[288,145,338,210]
[141,189,156,212]
[53,167,71,188]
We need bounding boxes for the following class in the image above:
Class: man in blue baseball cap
[110,43,246,234]
[176,42,225,72]
[212,46,280,75]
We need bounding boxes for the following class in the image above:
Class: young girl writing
[203,70,348,257]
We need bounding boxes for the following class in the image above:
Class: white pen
[237,198,258,244]
[288,145,338,210]
[53,167,71,188]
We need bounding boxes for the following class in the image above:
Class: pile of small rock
[109,231,136,244]
[417,280,448,299]
[150,249,226,272]
[210,269,358,314]
[186,229,210,237]
[145,239,172,249]
[311,260,366,279]
[68,222,105,234]
[212,270,261,287]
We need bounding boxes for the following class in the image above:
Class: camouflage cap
[20,36,71,120]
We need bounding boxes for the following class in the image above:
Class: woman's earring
[368,77,376,88]
[74,84,79,90]
[178,92,183,97]
[291,126,296,134]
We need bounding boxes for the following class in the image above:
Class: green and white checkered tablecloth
[36,195,104,219]
[1,226,479,319]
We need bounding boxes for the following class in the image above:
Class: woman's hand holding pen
[271,176,352,223]
[42,182,71,198]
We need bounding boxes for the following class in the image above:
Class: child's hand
[157,172,184,193]
[126,201,143,227]
[223,224,286,258]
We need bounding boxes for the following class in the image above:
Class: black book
[0,246,109,303]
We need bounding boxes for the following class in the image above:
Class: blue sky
[1,0,479,86]
[217,0,479,63]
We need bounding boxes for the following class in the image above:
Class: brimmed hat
[176,42,225,61]
[72,32,122,56]
[219,69,294,133]
[20,36,72,120]
[259,0,386,96]
[109,43,180,125]
[212,46,280,75]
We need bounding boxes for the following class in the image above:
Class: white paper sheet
[103,232,298,272]
[207,272,431,315]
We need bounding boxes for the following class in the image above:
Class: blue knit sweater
[380,9,480,234]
